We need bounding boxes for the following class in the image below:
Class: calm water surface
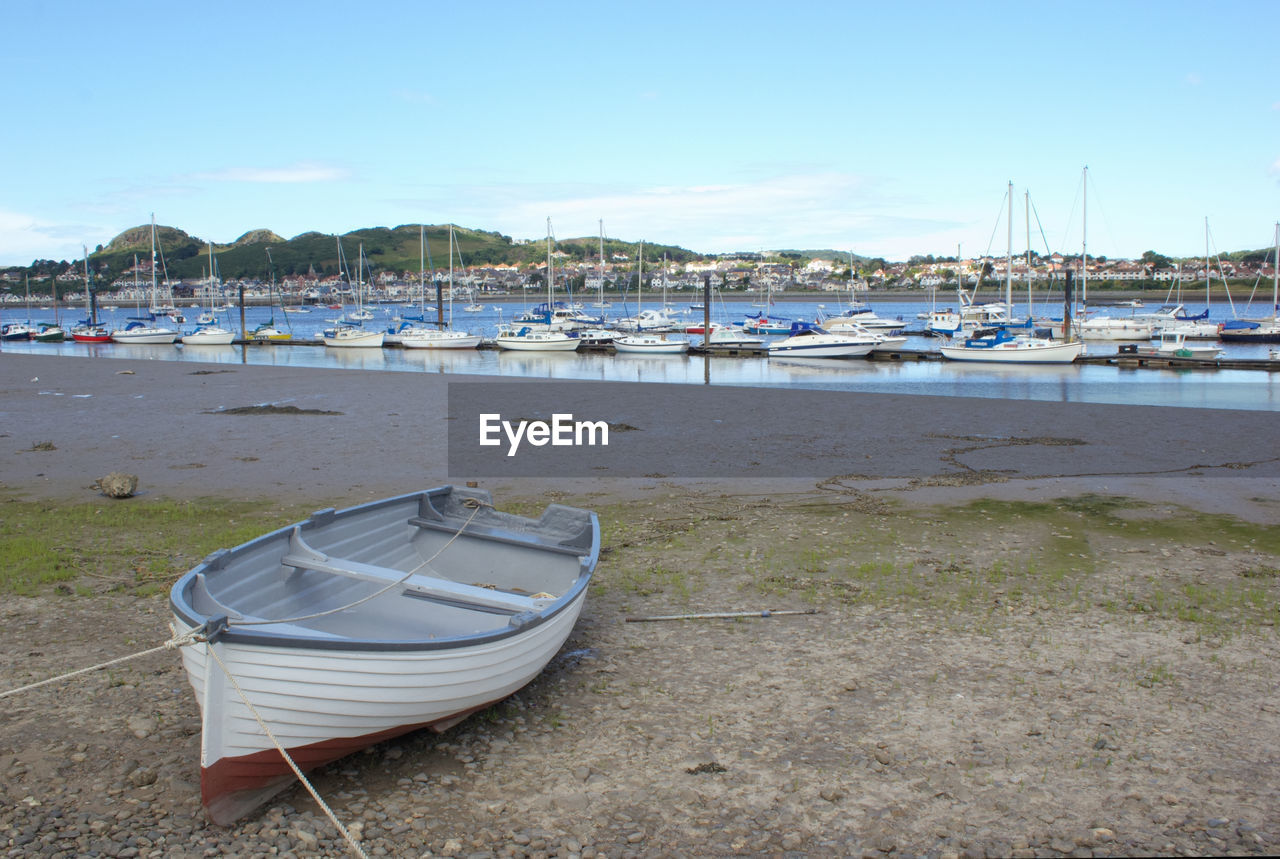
[4,297,1278,412]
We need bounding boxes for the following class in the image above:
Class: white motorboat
[1134,330,1223,359]
[169,486,599,824]
[400,328,482,349]
[698,325,765,349]
[767,322,878,358]
[494,325,580,351]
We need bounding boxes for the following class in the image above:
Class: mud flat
[2,352,1278,856]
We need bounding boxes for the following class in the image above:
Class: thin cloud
[196,163,350,184]
[1185,72,1202,86]
[395,89,436,105]
[0,209,102,263]
[423,173,955,256]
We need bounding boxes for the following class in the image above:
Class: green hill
[27,224,704,289]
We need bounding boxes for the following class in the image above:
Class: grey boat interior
[172,487,599,647]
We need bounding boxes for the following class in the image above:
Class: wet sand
[4,351,1280,856]
[2,352,1278,521]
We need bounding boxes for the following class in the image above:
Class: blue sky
[3,0,1277,266]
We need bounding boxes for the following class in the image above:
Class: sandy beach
[2,351,1279,857]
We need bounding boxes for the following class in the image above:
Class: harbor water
[3,296,1278,412]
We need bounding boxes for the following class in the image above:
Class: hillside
[13,224,703,286]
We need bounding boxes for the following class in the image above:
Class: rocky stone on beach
[95,471,138,498]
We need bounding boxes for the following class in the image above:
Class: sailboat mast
[1204,217,1210,308]
[1082,167,1088,306]
[448,224,456,327]
[546,217,553,309]
[1025,190,1032,321]
[420,225,425,311]
[638,240,644,313]
[1273,222,1278,320]
[598,219,605,307]
[1005,181,1013,313]
[150,213,157,314]
[83,246,91,323]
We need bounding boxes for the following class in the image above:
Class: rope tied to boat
[0,627,205,701]
[229,496,494,629]
[202,641,369,859]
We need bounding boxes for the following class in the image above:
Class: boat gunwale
[169,486,599,652]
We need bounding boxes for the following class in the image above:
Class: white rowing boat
[169,486,599,824]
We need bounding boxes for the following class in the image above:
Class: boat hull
[173,592,586,824]
[111,329,178,344]
[939,340,1085,363]
[322,331,385,348]
[400,331,482,349]
[494,335,580,351]
[613,336,689,354]
[169,487,598,824]
[181,329,236,345]
[768,337,876,358]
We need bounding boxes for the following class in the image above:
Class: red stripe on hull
[200,700,494,825]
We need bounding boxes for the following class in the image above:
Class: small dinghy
[169,486,599,824]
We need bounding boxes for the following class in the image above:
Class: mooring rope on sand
[0,628,203,700]
[202,638,369,859]
[0,496,495,855]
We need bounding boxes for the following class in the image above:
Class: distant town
[2,224,1275,307]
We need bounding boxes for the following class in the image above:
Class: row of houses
[9,251,1277,300]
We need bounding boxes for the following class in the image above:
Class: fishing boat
[767,321,879,358]
[0,322,35,341]
[1134,330,1223,360]
[169,485,600,825]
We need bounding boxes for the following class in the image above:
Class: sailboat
[111,215,179,344]
[495,219,580,351]
[249,248,293,342]
[181,243,235,345]
[611,240,680,333]
[71,246,112,343]
[1,276,37,340]
[33,290,66,341]
[1058,168,1152,341]
[589,220,612,309]
[401,225,482,349]
[614,242,689,353]
[1218,222,1280,344]
[939,183,1085,364]
[322,241,384,348]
